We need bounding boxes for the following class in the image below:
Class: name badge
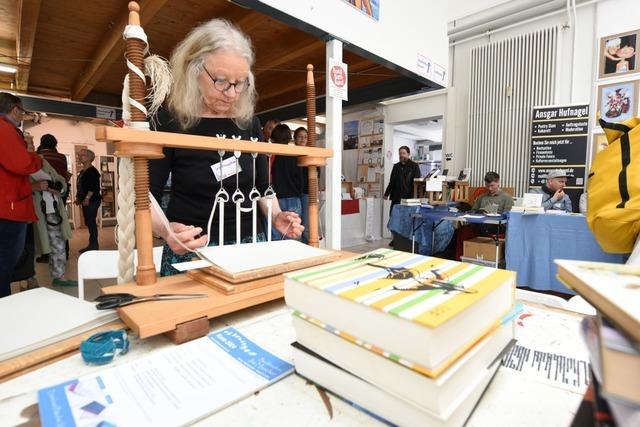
[211,156,242,182]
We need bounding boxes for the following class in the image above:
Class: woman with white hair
[150,19,303,276]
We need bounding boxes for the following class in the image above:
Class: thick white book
[292,342,499,427]
[292,313,513,415]
[38,327,293,427]
[0,288,118,362]
[285,249,515,370]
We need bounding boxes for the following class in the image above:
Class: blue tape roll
[80,330,130,365]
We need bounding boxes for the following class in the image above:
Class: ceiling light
[0,64,17,74]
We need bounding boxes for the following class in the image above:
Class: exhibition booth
[1,1,639,426]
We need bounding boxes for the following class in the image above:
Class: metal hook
[250,137,258,142]
[231,135,242,140]
[216,134,226,139]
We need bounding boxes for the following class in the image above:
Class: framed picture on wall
[598,30,640,79]
[343,120,359,150]
[596,80,639,123]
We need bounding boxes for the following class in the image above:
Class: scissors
[95,293,207,310]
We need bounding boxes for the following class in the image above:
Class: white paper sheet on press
[172,240,332,273]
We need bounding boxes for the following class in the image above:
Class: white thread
[126,59,146,81]
[123,25,149,51]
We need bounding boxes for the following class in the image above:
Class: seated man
[473,172,513,213]
[531,169,573,212]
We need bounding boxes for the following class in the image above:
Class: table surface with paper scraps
[0,291,588,427]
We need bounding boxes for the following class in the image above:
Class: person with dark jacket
[384,145,421,214]
[271,124,303,240]
[75,149,101,252]
[0,93,43,297]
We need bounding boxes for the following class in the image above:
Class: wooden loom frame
[97,2,334,343]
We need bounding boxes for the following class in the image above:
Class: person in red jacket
[0,93,43,297]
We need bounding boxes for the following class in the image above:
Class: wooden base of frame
[165,316,209,344]
[100,251,356,342]
[187,269,282,295]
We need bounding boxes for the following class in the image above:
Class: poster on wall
[529,104,590,212]
[342,0,380,21]
[343,120,359,150]
[598,29,640,79]
[596,80,639,123]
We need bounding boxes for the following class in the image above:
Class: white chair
[77,247,163,300]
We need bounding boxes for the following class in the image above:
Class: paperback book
[285,249,515,369]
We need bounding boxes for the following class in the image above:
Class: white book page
[173,240,331,273]
[0,288,116,361]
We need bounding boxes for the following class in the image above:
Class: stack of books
[556,260,640,427]
[285,249,516,426]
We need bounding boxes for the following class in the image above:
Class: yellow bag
[587,117,640,253]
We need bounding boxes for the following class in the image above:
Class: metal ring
[215,187,229,202]
[263,186,276,197]
[249,187,261,201]
[232,189,245,203]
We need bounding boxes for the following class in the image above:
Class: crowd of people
[0,92,103,297]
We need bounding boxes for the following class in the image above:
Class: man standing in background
[75,149,101,252]
[0,93,43,297]
[384,146,421,245]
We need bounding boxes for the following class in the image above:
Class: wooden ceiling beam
[234,10,266,34]
[16,0,41,92]
[71,0,170,101]
[254,38,324,77]
[258,58,374,103]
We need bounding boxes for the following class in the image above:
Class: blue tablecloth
[387,205,455,255]
[506,212,627,294]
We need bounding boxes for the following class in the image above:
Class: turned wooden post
[305,65,321,248]
[126,1,156,285]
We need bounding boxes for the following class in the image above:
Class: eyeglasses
[203,67,250,94]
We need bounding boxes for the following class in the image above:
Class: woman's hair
[40,133,58,150]
[270,124,292,145]
[168,19,256,130]
[294,127,307,139]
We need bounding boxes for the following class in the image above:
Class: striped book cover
[287,248,515,329]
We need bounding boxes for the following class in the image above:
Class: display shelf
[99,155,117,225]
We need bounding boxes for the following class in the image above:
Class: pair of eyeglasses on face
[203,67,250,94]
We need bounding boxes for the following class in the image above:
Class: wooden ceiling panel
[19,0,408,113]
[0,0,18,41]
[28,0,124,95]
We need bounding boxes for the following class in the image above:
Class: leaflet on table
[38,327,293,427]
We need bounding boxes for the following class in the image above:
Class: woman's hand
[273,211,304,239]
[164,222,209,255]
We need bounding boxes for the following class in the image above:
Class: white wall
[448,0,512,21]
[259,0,448,85]
[445,0,640,176]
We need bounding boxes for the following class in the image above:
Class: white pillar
[325,38,343,250]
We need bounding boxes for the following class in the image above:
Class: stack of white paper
[173,240,332,273]
[0,288,118,362]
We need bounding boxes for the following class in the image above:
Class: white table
[0,293,588,426]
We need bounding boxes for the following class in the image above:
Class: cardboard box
[463,237,505,262]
